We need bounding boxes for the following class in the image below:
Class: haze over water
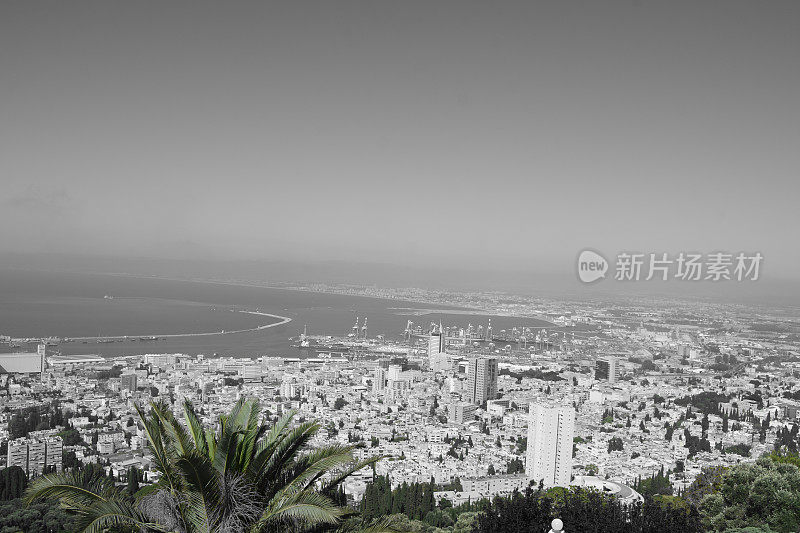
[0,269,552,358]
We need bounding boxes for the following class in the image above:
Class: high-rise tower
[465,357,498,405]
[526,404,575,487]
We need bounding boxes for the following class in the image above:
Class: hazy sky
[1,1,798,280]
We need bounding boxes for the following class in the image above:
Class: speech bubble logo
[577,250,608,283]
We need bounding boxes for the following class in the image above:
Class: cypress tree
[127,466,140,495]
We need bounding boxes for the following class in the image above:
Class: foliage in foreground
[700,453,800,532]
[25,398,387,533]
[0,497,76,533]
[359,474,490,531]
[473,486,701,533]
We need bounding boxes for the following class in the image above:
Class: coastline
[28,311,292,344]
[0,266,480,313]
[85,272,559,327]
[0,269,559,349]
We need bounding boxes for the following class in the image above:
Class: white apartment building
[526,404,575,487]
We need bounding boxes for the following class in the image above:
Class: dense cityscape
[3,0,799,531]
[2,287,799,531]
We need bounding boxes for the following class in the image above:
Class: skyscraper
[428,325,446,360]
[595,357,619,384]
[373,366,387,393]
[465,357,498,405]
[428,331,445,357]
[526,404,575,487]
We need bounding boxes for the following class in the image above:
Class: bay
[0,269,552,358]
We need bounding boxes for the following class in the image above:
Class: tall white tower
[526,404,575,487]
[373,366,387,393]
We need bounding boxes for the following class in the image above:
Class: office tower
[428,330,445,360]
[120,373,138,392]
[595,357,619,384]
[428,326,451,372]
[526,404,575,487]
[465,357,498,405]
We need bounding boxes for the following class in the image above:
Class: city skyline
[2,2,800,532]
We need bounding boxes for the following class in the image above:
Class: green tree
[127,466,140,495]
[453,511,478,533]
[58,428,84,447]
[0,466,27,500]
[474,486,700,533]
[506,458,524,474]
[26,398,387,533]
[699,454,800,532]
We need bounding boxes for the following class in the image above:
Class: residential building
[6,436,63,476]
[526,404,575,487]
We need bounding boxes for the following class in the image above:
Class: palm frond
[335,515,408,533]
[283,445,355,494]
[257,490,344,531]
[74,499,171,533]
[134,402,182,492]
[175,449,221,531]
[255,420,320,494]
[252,409,296,460]
[321,455,384,494]
[152,400,195,457]
[205,427,217,461]
[35,397,374,533]
[132,481,164,502]
[184,398,211,456]
[24,469,115,508]
[212,425,247,479]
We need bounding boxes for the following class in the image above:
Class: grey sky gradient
[1,1,799,281]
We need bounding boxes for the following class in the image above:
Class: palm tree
[26,398,389,533]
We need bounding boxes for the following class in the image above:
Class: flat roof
[48,354,105,365]
[0,353,43,373]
